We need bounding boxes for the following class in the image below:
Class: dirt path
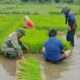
[38,37,80,80]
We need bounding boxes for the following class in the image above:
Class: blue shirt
[65,11,76,24]
[68,12,75,23]
[44,37,64,61]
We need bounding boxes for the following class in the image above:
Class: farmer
[62,7,77,47]
[24,16,34,29]
[42,29,70,64]
[1,28,27,59]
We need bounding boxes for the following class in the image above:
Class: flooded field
[38,37,80,80]
[0,37,80,80]
[0,56,16,80]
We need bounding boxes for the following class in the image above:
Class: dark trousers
[67,20,77,47]
[66,31,75,47]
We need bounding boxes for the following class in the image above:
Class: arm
[59,41,64,54]
[65,15,68,24]
[42,47,45,53]
[42,42,47,54]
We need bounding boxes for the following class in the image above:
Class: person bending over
[62,7,77,46]
[1,28,27,59]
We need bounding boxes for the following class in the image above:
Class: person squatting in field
[24,16,34,29]
[1,28,27,59]
[42,29,71,64]
[62,7,77,47]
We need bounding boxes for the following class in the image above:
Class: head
[61,7,70,14]
[24,15,30,21]
[48,29,57,37]
[16,28,25,39]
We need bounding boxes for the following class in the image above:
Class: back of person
[44,37,63,61]
[68,12,76,24]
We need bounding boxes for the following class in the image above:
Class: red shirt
[25,20,34,28]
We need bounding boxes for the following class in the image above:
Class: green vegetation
[57,36,72,50]
[0,3,80,14]
[17,56,41,80]
[23,30,72,53]
[0,3,79,80]
[0,15,75,53]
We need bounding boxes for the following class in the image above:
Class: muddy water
[1,36,80,80]
[38,37,80,80]
[0,56,16,80]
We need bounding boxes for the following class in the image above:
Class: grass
[0,15,75,53]
[0,14,79,52]
[0,3,80,14]
[23,29,72,53]
[17,55,41,80]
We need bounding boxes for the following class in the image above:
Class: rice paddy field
[0,3,80,14]
[0,14,76,52]
[17,55,41,80]
[0,3,80,80]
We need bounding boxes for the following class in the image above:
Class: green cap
[16,28,26,36]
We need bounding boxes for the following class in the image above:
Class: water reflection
[38,37,80,80]
[0,56,16,80]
